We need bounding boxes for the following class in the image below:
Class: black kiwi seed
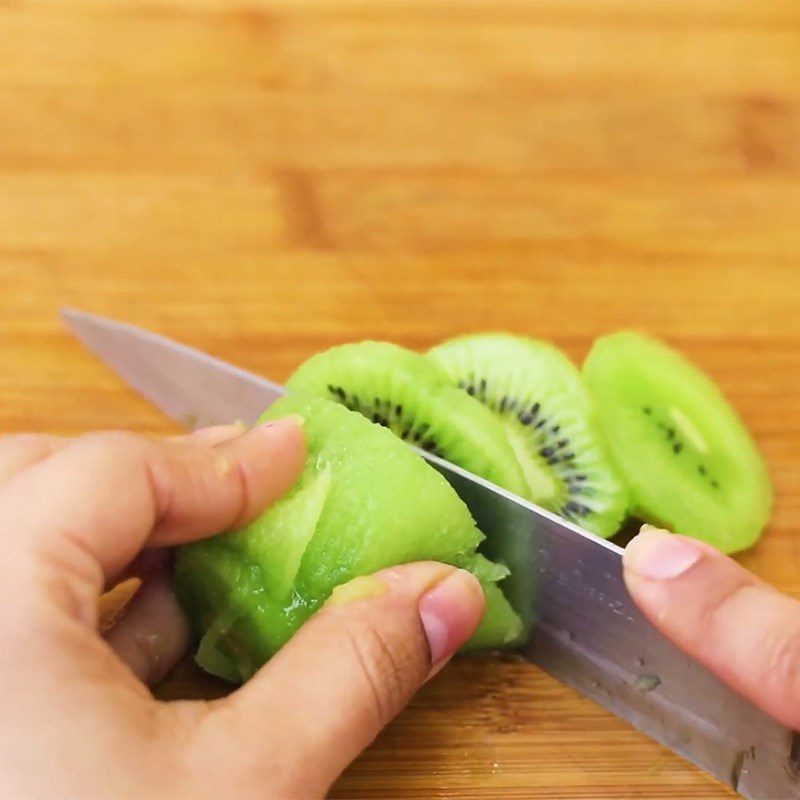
[644,407,723,491]
[327,386,451,458]
[519,411,533,425]
[566,474,588,484]
[564,501,592,517]
[329,385,346,401]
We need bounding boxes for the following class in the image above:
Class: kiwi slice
[175,394,524,682]
[428,334,628,538]
[583,332,773,553]
[285,341,530,500]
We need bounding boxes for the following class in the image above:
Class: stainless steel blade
[432,456,800,799]
[62,308,286,429]
[62,309,800,798]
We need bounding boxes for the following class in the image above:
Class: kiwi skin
[428,333,629,539]
[286,341,531,501]
[583,332,773,553]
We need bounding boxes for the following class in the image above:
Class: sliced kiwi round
[583,332,773,553]
[175,394,524,682]
[428,334,628,538]
[285,341,531,500]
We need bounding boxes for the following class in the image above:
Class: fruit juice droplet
[315,453,328,472]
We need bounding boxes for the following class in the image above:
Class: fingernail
[624,524,702,581]
[98,577,142,633]
[325,575,387,607]
[418,569,483,666]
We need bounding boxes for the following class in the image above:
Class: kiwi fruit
[583,332,772,553]
[175,394,524,682]
[428,334,628,538]
[285,341,531,500]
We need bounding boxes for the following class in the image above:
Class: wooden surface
[1,1,800,796]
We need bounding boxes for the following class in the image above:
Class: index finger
[0,418,305,627]
[624,525,800,730]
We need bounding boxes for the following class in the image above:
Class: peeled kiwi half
[429,334,628,538]
[583,332,773,553]
[175,395,524,682]
[285,341,531,500]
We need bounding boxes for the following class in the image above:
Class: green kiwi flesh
[583,332,773,553]
[175,394,524,682]
[428,334,628,538]
[285,341,531,500]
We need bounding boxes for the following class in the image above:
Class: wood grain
[1,1,799,797]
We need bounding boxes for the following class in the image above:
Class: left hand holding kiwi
[0,421,483,799]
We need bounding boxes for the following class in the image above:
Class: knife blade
[61,308,799,799]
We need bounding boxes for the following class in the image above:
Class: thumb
[196,562,484,798]
[624,525,800,729]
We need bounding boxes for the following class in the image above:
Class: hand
[624,525,800,729]
[0,421,484,799]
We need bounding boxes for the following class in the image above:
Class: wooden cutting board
[1,1,799,796]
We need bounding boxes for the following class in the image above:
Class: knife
[61,308,799,799]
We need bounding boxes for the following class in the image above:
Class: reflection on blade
[62,309,799,799]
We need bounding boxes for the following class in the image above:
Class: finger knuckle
[765,627,800,692]
[223,457,256,527]
[341,614,419,725]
